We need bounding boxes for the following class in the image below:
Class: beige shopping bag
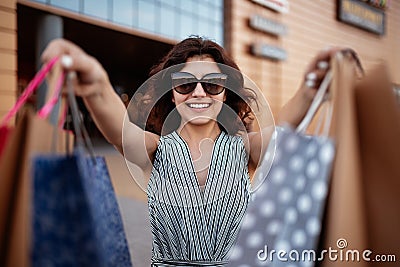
[320,53,368,267]
[320,55,400,266]
[0,58,72,267]
[355,64,400,262]
[0,108,73,267]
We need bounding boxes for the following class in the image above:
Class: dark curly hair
[133,37,257,135]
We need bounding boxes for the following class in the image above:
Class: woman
[42,37,334,266]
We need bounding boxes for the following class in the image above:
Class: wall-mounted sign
[249,15,288,36]
[337,0,385,35]
[361,0,390,9]
[251,43,287,61]
[251,0,289,13]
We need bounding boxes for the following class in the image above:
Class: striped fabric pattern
[147,131,251,266]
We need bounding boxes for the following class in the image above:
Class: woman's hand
[41,38,159,174]
[42,38,128,151]
[41,38,110,98]
[277,47,342,127]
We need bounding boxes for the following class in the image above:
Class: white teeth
[188,103,210,109]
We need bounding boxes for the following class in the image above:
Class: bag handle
[296,70,333,134]
[296,49,364,135]
[0,56,61,127]
[37,71,65,119]
[66,71,96,160]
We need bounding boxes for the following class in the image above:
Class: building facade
[1,0,399,129]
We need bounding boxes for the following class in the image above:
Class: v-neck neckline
[173,130,224,194]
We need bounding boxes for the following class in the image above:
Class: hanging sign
[251,43,287,61]
[251,0,289,13]
[337,0,385,35]
[249,15,288,36]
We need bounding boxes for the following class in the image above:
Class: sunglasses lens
[201,73,227,95]
[174,82,196,94]
[171,72,196,94]
[171,72,227,95]
[201,82,224,95]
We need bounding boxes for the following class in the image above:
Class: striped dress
[147,131,251,266]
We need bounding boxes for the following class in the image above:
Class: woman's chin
[184,116,217,126]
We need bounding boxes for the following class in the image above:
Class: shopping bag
[355,65,400,259]
[31,72,133,267]
[0,57,60,160]
[0,126,12,158]
[0,57,68,267]
[320,58,400,267]
[319,53,368,267]
[229,66,336,266]
[32,150,132,267]
[228,126,335,267]
[0,109,72,267]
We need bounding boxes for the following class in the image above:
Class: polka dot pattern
[266,220,282,235]
[241,213,256,229]
[289,155,304,172]
[292,230,307,247]
[297,194,312,213]
[278,187,293,203]
[285,208,298,224]
[246,232,264,248]
[260,200,275,217]
[229,126,335,267]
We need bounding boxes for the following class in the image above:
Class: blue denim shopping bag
[31,148,133,267]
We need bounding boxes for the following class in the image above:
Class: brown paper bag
[320,55,400,266]
[319,53,369,267]
[0,108,72,267]
[355,64,400,262]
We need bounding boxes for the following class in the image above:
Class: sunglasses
[171,72,227,95]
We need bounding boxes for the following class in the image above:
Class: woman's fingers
[41,38,109,97]
[42,39,102,78]
[304,47,342,73]
[41,39,82,65]
[303,47,345,91]
[304,68,328,89]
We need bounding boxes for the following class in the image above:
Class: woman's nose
[191,82,207,97]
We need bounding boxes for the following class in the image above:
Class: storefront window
[113,0,134,27]
[180,0,198,14]
[159,0,178,8]
[138,0,157,33]
[84,0,108,20]
[160,6,176,39]
[50,0,80,12]
[27,0,224,45]
[179,13,196,40]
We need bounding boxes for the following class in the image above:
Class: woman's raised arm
[41,38,159,170]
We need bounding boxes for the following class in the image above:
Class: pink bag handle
[37,71,65,119]
[0,56,61,126]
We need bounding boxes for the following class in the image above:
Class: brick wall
[227,0,400,115]
[0,0,17,122]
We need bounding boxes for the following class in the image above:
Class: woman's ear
[171,91,175,103]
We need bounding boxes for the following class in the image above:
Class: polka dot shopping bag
[228,53,344,267]
[228,126,335,267]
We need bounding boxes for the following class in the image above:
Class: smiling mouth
[187,103,211,109]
